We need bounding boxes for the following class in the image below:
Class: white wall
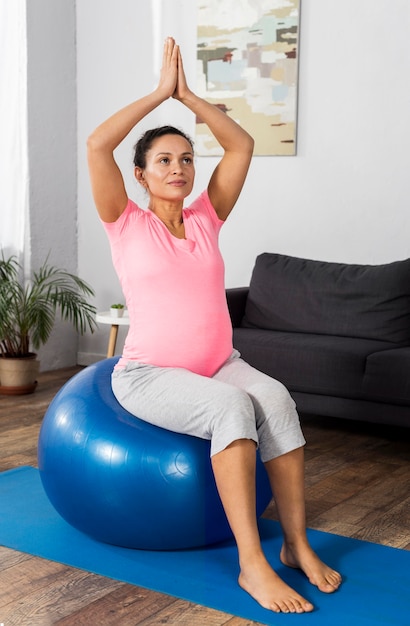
[26,0,78,371]
[77,0,410,364]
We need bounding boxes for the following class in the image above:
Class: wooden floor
[0,366,409,625]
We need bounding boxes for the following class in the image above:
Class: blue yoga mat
[0,466,408,625]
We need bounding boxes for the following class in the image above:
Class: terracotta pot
[0,354,40,395]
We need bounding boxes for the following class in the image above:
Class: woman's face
[136,134,195,202]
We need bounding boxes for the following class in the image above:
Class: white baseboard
[77,352,106,366]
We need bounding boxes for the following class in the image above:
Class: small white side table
[96,311,130,357]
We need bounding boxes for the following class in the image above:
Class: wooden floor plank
[54,584,177,626]
[0,546,33,575]
[0,558,124,625]
[135,599,240,626]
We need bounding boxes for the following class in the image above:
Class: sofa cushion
[363,347,410,405]
[233,327,393,400]
[242,253,410,344]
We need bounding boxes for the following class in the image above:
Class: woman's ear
[134,167,146,187]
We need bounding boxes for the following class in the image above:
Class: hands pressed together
[158,37,191,102]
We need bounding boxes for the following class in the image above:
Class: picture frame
[196,0,300,156]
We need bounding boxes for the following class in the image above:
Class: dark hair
[133,126,194,168]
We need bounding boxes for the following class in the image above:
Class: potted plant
[110,303,125,318]
[0,252,97,395]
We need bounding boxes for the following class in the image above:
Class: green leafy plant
[110,303,125,309]
[0,252,97,358]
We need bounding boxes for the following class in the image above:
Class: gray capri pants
[111,350,305,462]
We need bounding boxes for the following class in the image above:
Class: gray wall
[26,0,78,370]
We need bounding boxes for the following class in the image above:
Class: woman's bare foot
[280,540,342,593]
[238,553,314,614]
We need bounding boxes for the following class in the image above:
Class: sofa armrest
[226,287,249,328]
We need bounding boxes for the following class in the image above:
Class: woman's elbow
[245,133,255,154]
[86,132,102,154]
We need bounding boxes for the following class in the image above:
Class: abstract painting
[196,0,300,156]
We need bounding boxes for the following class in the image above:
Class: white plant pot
[110,307,124,318]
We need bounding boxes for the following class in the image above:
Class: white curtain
[0,0,28,256]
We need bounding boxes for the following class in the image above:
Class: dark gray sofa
[226,253,410,427]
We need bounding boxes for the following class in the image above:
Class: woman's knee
[271,380,297,413]
[249,378,296,416]
[209,386,256,435]
[215,385,254,418]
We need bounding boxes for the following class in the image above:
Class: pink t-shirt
[102,190,233,377]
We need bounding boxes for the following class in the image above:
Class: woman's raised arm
[173,47,254,221]
[87,39,179,222]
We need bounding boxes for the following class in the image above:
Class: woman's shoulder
[184,190,223,225]
[100,198,145,236]
[185,189,209,210]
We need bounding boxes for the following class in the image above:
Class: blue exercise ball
[38,357,272,550]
